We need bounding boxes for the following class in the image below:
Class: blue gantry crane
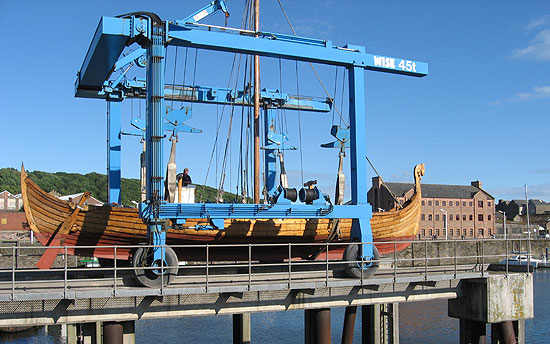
[75,0,428,286]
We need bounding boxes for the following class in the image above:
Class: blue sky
[2,1,550,202]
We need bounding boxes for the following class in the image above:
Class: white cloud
[514,86,550,101]
[513,29,550,60]
[488,184,550,201]
[526,16,550,30]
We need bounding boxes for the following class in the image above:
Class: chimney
[471,180,482,189]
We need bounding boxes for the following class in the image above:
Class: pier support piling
[65,321,135,344]
[233,313,251,344]
[342,306,357,344]
[459,319,486,344]
[103,321,123,344]
[305,308,331,344]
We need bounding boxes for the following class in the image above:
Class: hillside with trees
[0,168,241,205]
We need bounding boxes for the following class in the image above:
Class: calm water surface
[3,271,549,343]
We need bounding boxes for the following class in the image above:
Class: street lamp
[498,210,506,240]
[440,209,448,240]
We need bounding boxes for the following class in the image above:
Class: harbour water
[3,271,548,343]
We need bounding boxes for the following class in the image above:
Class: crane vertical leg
[107,100,122,204]
[348,65,373,257]
[143,22,168,278]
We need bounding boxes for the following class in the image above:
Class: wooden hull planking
[21,164,424,261]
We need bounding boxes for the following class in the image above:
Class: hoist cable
[170,47,178,109]
[331,67,338,125]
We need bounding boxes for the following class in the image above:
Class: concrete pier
[362,303,399,344]
[449,273,533,344]
[233,313,251,344]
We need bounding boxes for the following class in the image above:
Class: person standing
[177,168,192,186]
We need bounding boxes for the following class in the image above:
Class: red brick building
[368,178,495,239]
[0,212,29,232]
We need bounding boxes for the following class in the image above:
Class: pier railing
[0,239,538,301]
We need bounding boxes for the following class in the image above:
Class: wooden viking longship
[21,164,424,268]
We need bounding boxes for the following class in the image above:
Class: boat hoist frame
[75,0,428,275]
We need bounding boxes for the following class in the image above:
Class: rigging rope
[275,0,348,127]
[366,156,402,209]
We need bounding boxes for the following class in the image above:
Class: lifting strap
[165,134,178,203]
[278,151,289,189]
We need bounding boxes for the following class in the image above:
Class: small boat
[21,163,423,268]
[498,253,543,269]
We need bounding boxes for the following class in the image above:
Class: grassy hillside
[0,167,242,205]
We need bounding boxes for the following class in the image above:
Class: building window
[455,214,459,221]
[487,201,491,207]
[462,201,466,207]
[463,229,467,237]
[429,229,433,236]
[455,201,459,206]
[478,214,484,221]
[428,214,432,221]
[478,200,483,208]
[0,218,6,225]
[421,214,425,221]
[488,215,491,221]
[488,228,492,236]
[436,229,440,236]
[463,214,466,221]
[7,199,15,210]
[421,200,425,206]
[0,202,3,210]
[469,228,474,236]
[442,201,446,206]
[435,214,440,221]
[469,201,473,207]
[469,214,473,221]
[479,228,484,237]
[435,200,439,206]
[449,214,452,221]
[450,229,454,236]
[422,229,425,236]
[428,200,432,206]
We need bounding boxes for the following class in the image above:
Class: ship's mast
[253,0,261,203]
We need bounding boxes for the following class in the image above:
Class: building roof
[58,192,104,206]
[511,200,527,206]
[384,182,494,200]
[529,199,549,206]
[0,191,21,198]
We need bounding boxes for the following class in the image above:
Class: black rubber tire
[343,242,379,279]
[132,246,178,288]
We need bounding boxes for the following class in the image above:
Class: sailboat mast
[253,0,261,203]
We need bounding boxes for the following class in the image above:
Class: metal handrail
[0,239,537,301]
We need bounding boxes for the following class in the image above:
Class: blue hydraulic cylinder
[145,24,166,201]
[348,66,373,257]
[107,100,122,204]
[263,108,277,196]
